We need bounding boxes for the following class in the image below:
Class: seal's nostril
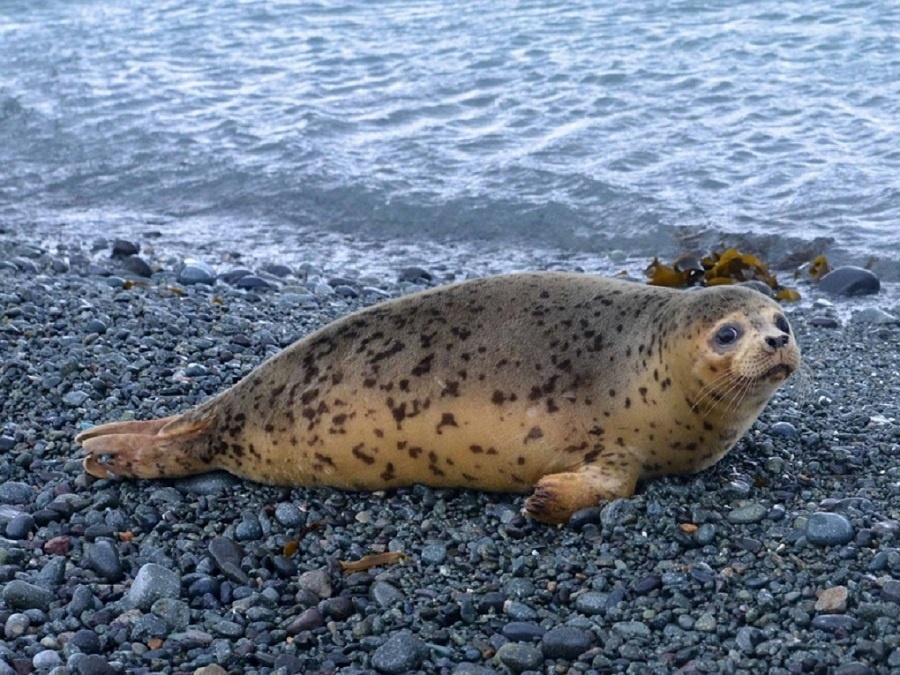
[765,335,790,349]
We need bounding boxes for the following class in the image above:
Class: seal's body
[77,273,800,523]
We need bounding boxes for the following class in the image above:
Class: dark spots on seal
[496,358,509,368]
[268,383,286,406]
[363,377,377,388]
[516,456,526,466]
[314,452,335,467]
[626,346,632,357]
[624,397,631,409]
[528,386,543,401]
[462,472,476,482]
[441,381,460,398]
[616,324,623,333]
[470,444,484,454]
[436,412,458,434]
[380,462,395,482]
[234,412,246,424]
[491,390,506,405]
[331,372,343,385]
[524,426,544,443]
[332,413,347,426]
[399,379,410,392]
[374,428,384,438]
[264,423,275,433]
[546,399,559,414]
[563,442,589,453]
[352,444,376,465]
[608,388,616,398]
[539,289,550,299]
[638,387,649,404]
[653,369,659,382]
[703,421,715,431]
[420,332,437,349]
[412,354,434,377]
[451,326,472,340]
[661,377,671,391]
[583,448,601,463]
[408,446,423,459]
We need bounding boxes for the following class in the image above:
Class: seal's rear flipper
[523,461,639,524]
[77,415,213,480]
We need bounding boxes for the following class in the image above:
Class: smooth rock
[111,239,139,257]
[370,580,405,608]
[496,642,543,672]
[769,421,799,438]
[727,503,768,524]
[128,563,182,610]
[177,259,216,285]
[815,585,849,613]
[298,569,333,599]
[852,308,898,325]
[5,513,36,539]
[84,539,124,582]
[371,632,426,674]
[4,613,30,639]
[75,655,118,675]
[69,628,102,654]
[121,255,153,278]
[540,626,593,659]
[0,481,34,504]
[574,591,608,615]
[807,512,855,546]
[502,621,545,642]
[819,266,880,296]
[2,580,54,611]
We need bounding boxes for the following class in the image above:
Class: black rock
[502,621,546,642]
[819,266,880,296]
[398,266,434,283]
[121,255,153,278]
[540,626,593,660]
[111,239,140,257]
[371,632,427,674]
[70,628,102,654]
[84,539,124,583]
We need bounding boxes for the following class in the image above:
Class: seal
[76,272,800,523]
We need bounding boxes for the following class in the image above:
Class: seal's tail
[76,414,213,480]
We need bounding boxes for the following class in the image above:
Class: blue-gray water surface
[1,0,898,275]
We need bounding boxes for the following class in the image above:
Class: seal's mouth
[763,363,794,381]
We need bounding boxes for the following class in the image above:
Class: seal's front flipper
[523,462,639,524]
[77,414,213,480]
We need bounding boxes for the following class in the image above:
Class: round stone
[128,563,182,610]
[177,259,217,285]
[769,422,798,438]
[4,613,30,639]
[0,481,34,504]
[371,632,426,674]
[496,642,543,672]
[819,266,880,296]
[5,513,36,539]
[807,512,855,546]
[2,580,54,612]
[726,503,768,524]
[540,626,593,660]
[574,591,608,615]
[84,539,124,582]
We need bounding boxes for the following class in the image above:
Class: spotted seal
[76,272,800,523]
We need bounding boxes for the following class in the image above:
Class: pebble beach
[1,237,900,675]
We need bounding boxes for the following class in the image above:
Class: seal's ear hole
[775,315,790,334]
[713,324,742,348]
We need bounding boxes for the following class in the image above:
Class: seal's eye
[714,325,741,347]
[775,315,790,334]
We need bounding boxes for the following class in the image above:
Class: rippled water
[1,0,898,273]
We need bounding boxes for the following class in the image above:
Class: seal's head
[680,285,801,417]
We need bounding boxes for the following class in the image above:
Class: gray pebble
[177,259,217,285]
[810,614,860,631]
[370,580,405,608]
[5,512,35,539]
[234,513,263,541]
[819,266,880,296]
[540,626,593,660]
[62,390,91,407]
[121,255,153,277]
[502,621,545,642]
[735,626,763,653]
[505,601,537,622]
[111,239,139,257]
[69,628,102,654]
[174,472,242,496]
[807,512,855,546]
[236,275,273,290]
[727,503,768,524]
[74,655,117,675]
[274,502,305,527]
[574,591,608,615]
[152,598,191,632]
[208,536,249,585]
[0,481,34,504]
[833,664,874,675]
[371,631,427,674]
[769,421,798,438]
[285,607,324,634]
[2,580,54,612]
[128,563,182,611]
[4,613,30,639]
[0,435,15,451]
[298,569,333,599]
[84,539,124,582]
[398,266,434,283]
[496,642,543,671]
[183,363,209,377]
[882,580,900,603]
[85,318,108,334]
[611,621,651,640]
[421,542,448,565]
[695,523,717,545]
[33,650,63,670]
[852,308,898,325]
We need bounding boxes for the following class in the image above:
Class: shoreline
[1,238,899,674]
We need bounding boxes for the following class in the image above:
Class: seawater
[1,0,898,274]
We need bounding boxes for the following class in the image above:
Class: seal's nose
[765,334,790,349]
